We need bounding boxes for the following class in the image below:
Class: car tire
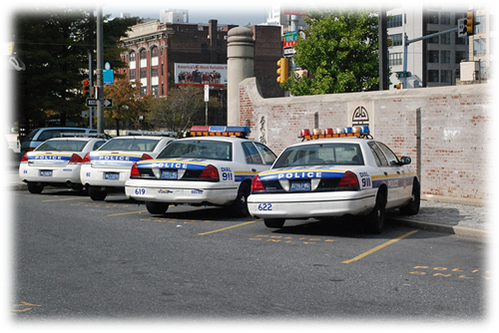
[264,218,285,228]
[400,179,420,215]
[27,182,43,194]
[145,201,169,215]
[365,191,386,234]
[228,182,250,217]
[88,186,107,201]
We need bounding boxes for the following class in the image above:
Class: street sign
[86,98,113,108]
[396,71,412,78]
[457,18,467,38]
[283,31,298,48]
[284,1,305,16]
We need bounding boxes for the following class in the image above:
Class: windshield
[36,140,88,152]
[157,140,232,161]
[99,138,159,152]
[274,143,364,168]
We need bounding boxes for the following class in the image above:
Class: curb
[389,216,487,238]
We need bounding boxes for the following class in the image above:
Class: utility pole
[88,10,95,129]
[96,6,104,133]
[378,7,388,90]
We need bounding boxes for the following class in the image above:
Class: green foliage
[282,7,380,96]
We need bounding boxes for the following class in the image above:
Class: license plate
[104,172,120,180]
[161,170,178,180]
[40,170,52,177]
[290,181,311,192]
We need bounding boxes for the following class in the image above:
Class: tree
[104,77,151,135]
[147,86,205,135]
[282,7,380,96]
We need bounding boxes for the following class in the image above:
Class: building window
[389,33,403,46]
[440,32,451,44]
[140,49,147,60]
[455,51,467,63]
[151,85,158,96]
[474,38,487,56]
[387,14,403,28]
[140,86,147,95]
[140,68,147,79]
[441,70,452,83]
[476,15,486,33]
[428,11,439,24]
[151,67,158,77]
[428,70,439,82]
[151,46,158,58]
[441,51,450,64]
[129,69,136,80]
[389,53,403,66]
[129,51,136,62]
[455,32,466,45]
[428,50,439,63]
[440,12,451,25]
[428,31,439,44]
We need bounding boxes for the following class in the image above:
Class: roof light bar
[126,130,177,137]
[299,126,371,140]
[190,126,251,138]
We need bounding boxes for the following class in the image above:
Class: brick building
[119,19,283,106]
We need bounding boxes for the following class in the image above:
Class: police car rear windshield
[36,139,88,152]
[157,140,232,161]
[274,143,364,168]
[98,138,160,152]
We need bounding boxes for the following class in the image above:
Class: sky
[101,0,271,26]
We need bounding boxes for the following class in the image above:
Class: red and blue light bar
[190,126,251,138]
[299,126,370,140]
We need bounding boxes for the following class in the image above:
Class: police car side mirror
[399,156,411,165]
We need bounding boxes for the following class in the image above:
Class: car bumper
[19,164,82,184]
[125,179,238,205]
[247,190,377,219]
[80,165,130,188]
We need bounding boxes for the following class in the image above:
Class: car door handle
[384,172,388,176]
[397,171,401,175]
[251,169,257,172]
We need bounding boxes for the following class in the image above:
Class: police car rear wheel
[229,182,250,217]
[27,182,44,194]
[365,192,386,234]
[145,201,169,215]
[88,186,107,201]
[264,218,285,228]
[400,179,420,215]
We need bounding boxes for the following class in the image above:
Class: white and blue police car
[124,126,277,217]
[247,126,420,233]
[80,131,176,201]
[19,134,108,194]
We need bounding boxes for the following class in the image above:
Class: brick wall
[238,78,491,201]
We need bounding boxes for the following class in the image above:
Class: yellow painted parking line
[42,197,90,202]
[342,229,419,264]
[198,219,262,236]
[107,210,148,217]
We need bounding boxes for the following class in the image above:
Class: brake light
[69,153,83,164]
[199,164,219,181]
[130,163,140,178]
[82,152,91,164]
[141,153,153,161]
[337,171,359,189]
[251,175,265,192]
[21,153,28,162]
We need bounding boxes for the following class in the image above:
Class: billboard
[174,63,227,86]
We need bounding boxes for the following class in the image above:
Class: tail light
[69,153,83,164]
[337,171,359,189]
[141,153,153,161]
[21,153,28,162]
[82,152,91,164]
[130,163,140,178]
[251,175,265,192]
[199,164,219,181]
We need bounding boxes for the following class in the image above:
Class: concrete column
[227,27,254,126]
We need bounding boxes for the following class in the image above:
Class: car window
[99,138,160,152]
[24,128,41,141]
[37,140,87,152]
[242,142,263,164]
[273,143,364,168]
[92,140,106,150]
[254,142,276,165]
[368,142,389,167]
[157,140,232,161]
[376,142,400,166]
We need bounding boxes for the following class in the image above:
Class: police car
[19,134,108,194]
[80,131,176,201]
[124,126,277,217]
[247,126,420,233]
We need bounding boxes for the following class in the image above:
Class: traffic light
[466,11,474,36]
[82,80,90,97]
[276,57,289,83]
